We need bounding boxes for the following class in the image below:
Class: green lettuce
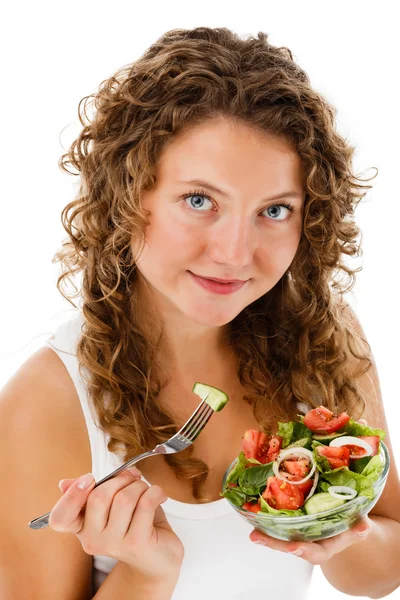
[277,419,313,448]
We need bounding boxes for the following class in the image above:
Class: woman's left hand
[249,417,373,564]
[249,514,372,564]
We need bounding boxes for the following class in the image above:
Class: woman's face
[132,117,305,328]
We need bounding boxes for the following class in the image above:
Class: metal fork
[28,394,213,530]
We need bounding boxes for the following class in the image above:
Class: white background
[1,1,399,598]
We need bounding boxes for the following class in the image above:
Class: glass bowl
[221,441,390,542]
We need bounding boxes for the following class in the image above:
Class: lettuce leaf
[237,462,274,495]
[318,454,384,500]
[337,418,386,440]
[225,451,248,486]
[277,419,313,448]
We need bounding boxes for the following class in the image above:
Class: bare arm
[320,515,400,598]
[93,561,180,600]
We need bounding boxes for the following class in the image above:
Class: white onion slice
[304,469,319,502]
[329,435,373,458]
[328,485,357,500]
[272,447,317,485]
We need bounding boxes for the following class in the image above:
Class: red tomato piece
[304,405,350,433]
[265,435,283,463]
[262,476,305,510]
[242,501,261,513]
[316,444,350,469]
[347,435,380,457]
[241,430,283,464]
[281,457,311,479]
[295,477,314,497]
[242,429,261,460]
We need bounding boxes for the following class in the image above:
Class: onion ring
[328,485,357,500]
[272,447,317,485]
[329,435,373,458]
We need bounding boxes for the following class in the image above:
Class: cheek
[144,212,202,262]
[258,232,300,270]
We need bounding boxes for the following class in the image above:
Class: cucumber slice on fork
[192,382,229,412]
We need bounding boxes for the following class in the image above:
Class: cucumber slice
[304,492,347,515]
[312,432,346,442]
[192,382,229,412]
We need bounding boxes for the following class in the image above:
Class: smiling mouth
[189,272,248,284]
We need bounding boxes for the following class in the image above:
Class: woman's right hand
[48,467,184,581]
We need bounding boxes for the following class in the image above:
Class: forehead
[156,118,305,194]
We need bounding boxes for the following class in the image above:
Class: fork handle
[28,449,158,530]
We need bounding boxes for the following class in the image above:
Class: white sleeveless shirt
[44,311,314,599]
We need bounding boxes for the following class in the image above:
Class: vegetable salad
[221,405,386,517]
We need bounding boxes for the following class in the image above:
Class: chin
[182,304,244,328]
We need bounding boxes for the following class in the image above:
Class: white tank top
[45,311,314,599]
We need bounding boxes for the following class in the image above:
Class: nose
[206,215,257,269]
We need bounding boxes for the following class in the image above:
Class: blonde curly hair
[54,27,375,503]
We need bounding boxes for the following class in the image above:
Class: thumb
[153,497,173,530]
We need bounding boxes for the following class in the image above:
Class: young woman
[1,27,399,600]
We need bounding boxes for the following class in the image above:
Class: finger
[317,516,372,558]
[59,479,75,494]
[58,467,142,494]
[123,485,169,544]
[103,477,150,541]
[249,516,372,565]
[81,470,143,536]
[250,530,312,557]
[49,473,97,533]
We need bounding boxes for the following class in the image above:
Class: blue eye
[180,189,295,223]
[182,191,214,211]
[262,204,295,222]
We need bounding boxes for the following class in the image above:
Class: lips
[190,273,247,283]
[188,271,248,295]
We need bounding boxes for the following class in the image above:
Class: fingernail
[289,549,303,555]
[127,467,142,476]
[357,529,369,537]
[254,539,268,546]
[77,473,95,490]
[58,479,66,491]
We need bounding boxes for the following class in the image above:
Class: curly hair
[54,27,376,503]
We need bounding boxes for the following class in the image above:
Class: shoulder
[0,347,93,599]
[0,346,91,474]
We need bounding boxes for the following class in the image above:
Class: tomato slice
[262,476,305,510]
[303,405,350,433]
[316,445,350,469]
[242,430,283,464]
[349,435,380,457]
[282,471,314,496]
[242,429,261,460]
[281,457,311,479]
[242,500,261,513]
[295,477,314,496]
[265,435,283,463]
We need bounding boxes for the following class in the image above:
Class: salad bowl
[221,406,390,542]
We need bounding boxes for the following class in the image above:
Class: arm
[321,302,400,598]
[93,561,180,600]
[320,515,400,598]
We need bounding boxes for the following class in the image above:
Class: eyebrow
[176,179,303,203]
